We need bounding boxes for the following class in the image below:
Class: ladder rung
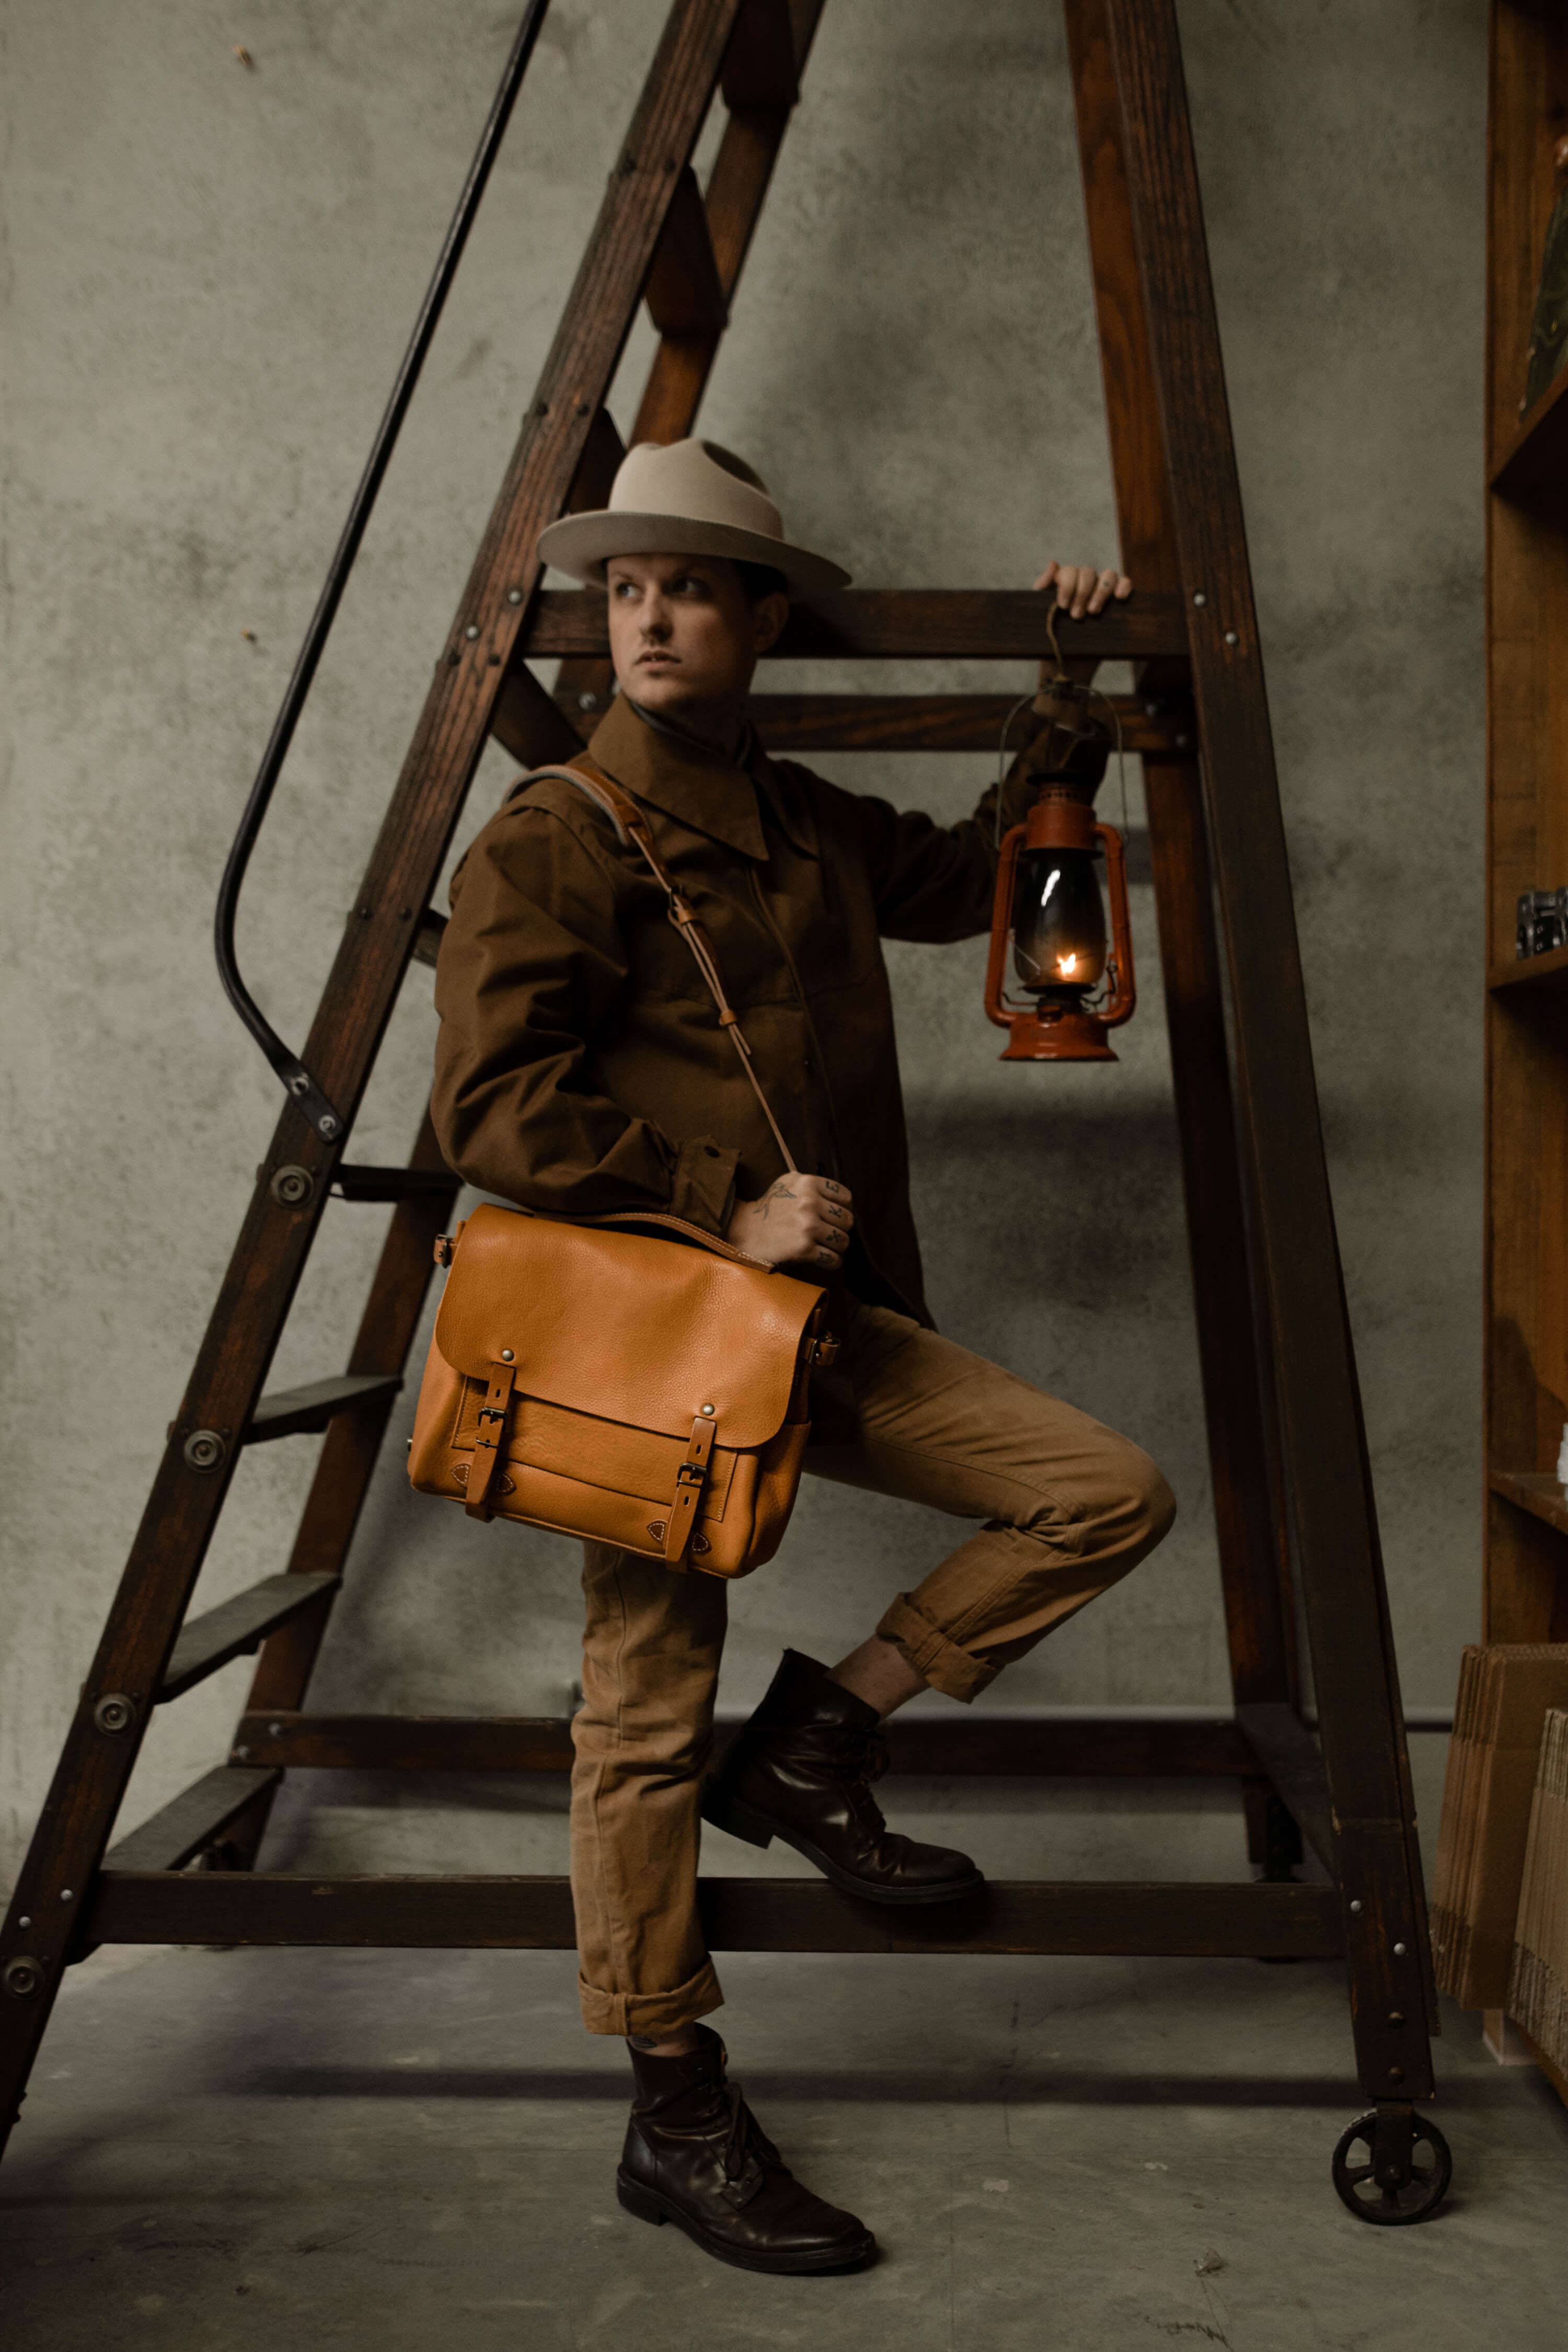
[230,1710,1252,1778]
[83,1871,1343,1959]
[102,1766,281,1874]
[412,909,446,967]
[159,1574,340,1701]
[519,588,1190,662]
[744,692,1192,756]
[722,0,799,109]
[644,166,727,338]
[246,1373,402,1445]
[330,1164,459,1203]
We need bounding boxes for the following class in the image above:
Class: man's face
[605,552,787,727]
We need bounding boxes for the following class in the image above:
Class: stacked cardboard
[1508,1708,1568,2073]
[1430,1645,1568,2010]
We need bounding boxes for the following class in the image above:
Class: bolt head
[700,1403,715,1416]
[59,1889,73,1903]
[318,1114,340,1139]
[3,1957,43,1999]
[93,1693,135,1735]
[465,624,481,640]
[17,1917,29,1929]
[1389,2011,1405,2025]
[183,1429,227,1473]
[507,588,523,605]
[269,1722,283,1738]
[1387,2065,1404,2082]
[1349,1899,1363,1913]
[578,691,599,711]
[1224,630,1239,646]
[1193,592,1207,607]
[500,1348,515,1363]
[234,1746,250,1761]
[1393,1941,1407,1956]
[270,1165,314,1209]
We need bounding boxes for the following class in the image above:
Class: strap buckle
[675,1460,707,1490]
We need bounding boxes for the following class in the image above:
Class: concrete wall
[1,0,1485,1893]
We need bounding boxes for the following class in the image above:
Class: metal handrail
[213,0,553,1141]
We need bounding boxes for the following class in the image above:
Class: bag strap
[519,759,799,1177]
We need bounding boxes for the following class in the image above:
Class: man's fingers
[1085,566,1121,614]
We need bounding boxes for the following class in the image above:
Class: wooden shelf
[1489,939,1568,993]
[1490,359,1568,493]
[1490,1470,1568,1538]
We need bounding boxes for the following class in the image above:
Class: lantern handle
[1096,822,1137,1029]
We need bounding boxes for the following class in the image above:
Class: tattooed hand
[725,1173,854,1272]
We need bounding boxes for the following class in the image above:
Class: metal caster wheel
[1332,2107,1451,2225]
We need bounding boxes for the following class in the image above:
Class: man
[431,437,1174,2275]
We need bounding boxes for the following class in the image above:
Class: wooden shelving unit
[1485,3,1568,1657]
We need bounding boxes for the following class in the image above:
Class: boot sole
[617,2172,877,2274]
[703,1789,986,1907]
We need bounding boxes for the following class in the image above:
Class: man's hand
[1033,559,1133,686]
[726,1174,854,1272]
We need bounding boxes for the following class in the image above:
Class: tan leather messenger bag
[408,759,836,1581]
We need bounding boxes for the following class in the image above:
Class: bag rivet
[500,1349,515,1362]
[700,1402,714,1416]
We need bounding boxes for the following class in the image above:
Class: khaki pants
[569,1299,1175,2036]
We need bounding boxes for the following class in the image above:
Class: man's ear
[752,590,789,655]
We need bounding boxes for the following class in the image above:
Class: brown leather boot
[701,1648,984,1905]
[618,2025,875,2273]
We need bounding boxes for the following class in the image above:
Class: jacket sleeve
[430,799,740,1234]
[856,731,1110,946]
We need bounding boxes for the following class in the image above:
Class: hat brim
[535,509,851,598]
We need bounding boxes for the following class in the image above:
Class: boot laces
[834,1725,890,1788]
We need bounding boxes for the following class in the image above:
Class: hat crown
[607,438,785,549]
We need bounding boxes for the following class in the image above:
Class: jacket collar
[584,694,816,863]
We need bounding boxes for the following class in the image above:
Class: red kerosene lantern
[984,676,1136,1063]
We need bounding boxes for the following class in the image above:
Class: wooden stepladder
[0,0,1448,2223]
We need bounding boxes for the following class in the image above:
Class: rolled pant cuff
[577,1955,725,2038]
[877,1593,993,1703]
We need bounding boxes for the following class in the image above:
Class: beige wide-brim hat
[536,437,851,598]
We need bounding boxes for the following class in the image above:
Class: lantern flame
[1057,953,1078,978]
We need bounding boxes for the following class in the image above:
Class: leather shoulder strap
[517,759,798,1178]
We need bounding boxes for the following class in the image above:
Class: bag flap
[434,1204,822,1449]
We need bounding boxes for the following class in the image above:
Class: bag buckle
[675,1460,706,1491]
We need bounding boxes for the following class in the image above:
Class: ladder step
[102,1766,281,1874]
[230,1710,1252,1778]
[83,1872,1343,1959]
[411,909,446,967]
[160,1574,340,1701]
[246,1373,402,1445]
[330,1164,459,1203]
[644,166,727,338]
[722,0,799,108]
[744,692,1192,756]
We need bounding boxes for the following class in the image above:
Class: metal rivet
[3,1957,43,1999]
[1174,734,1192,751]
[507,588,523,605]
[234,1746,250,1761]
[1224,630,1239,646]
[1393,1941,1407,1956]
[1349,1899,1363,1913]
[1389,2011,1405,2025]
[1143,701,1161,717]
[701,1403,715,1416]
[270,1165,314,1209]
[1387,2065,1404,2082]
[268,1722,283,1738]
[93,1693,135,1735]
[500,1349,515,1363]
[17,1917,29,1930]
[1192,591,1207,607]
[578,691,599,711]
[59,1889,73,1903]
[183,1429,227,1473]
[465,624,481,640]
[318,1114,340,1139]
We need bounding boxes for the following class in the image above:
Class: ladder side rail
[1103,0,1432,2103]
[550,0,826,729]
[0,0,747,2160]
[1066,0,1298,1740]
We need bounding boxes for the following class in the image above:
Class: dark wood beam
[518,588,1190,662]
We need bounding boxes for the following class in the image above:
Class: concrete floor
[4,1928,1568,2352]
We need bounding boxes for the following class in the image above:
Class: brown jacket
[431,692,1097,1326]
